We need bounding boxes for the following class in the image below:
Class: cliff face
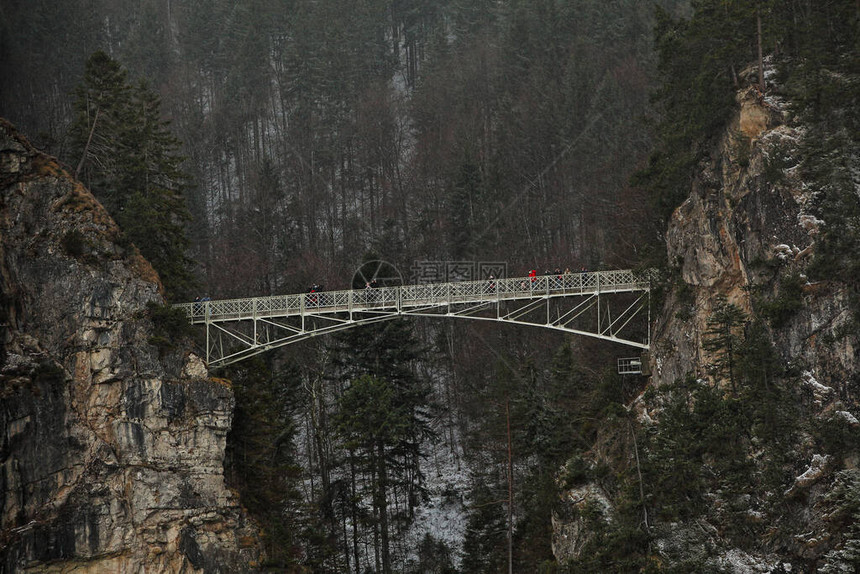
[654,86,858,394]
[0,120,263,572]
[551,83,860,570]
[647,86,860,567]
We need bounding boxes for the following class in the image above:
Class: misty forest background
[2,0,859,572]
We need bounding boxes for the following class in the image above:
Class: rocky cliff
[0,119,263,572]
[646,79,860,572]
[654,85,858,394]
[551,81,860,571]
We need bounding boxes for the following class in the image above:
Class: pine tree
[68,50,195,300]
[224,358,306,568]
[635,0,767,222]
[69,50,132,198]
[335,374,411,574]
[820,470,860,573]
[460,478,508,574]
[702,295,748,392]
[326,311,435,572]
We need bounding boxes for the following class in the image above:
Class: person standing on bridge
[486,275,496,293]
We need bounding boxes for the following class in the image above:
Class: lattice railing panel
[175,270,652,325]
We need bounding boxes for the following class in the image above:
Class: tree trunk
[75,105,100,180]
[311,378,332,516]
[506,397,514,574]
[757,2,766,94]
[377,441,392,574]
[349,452,361,574]
[371,446,381,574]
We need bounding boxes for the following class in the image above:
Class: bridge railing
[175,269,652,324]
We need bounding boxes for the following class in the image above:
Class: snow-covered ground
[402,429,471,569]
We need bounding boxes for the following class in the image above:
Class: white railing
[175,269,651,324]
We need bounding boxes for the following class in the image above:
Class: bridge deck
[176,269,650,324]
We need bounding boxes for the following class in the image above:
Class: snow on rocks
[785,454,831,496]
[834,410,859,426]
[801,370,834,405]
[716,548,785,573]
[774,244,796,261]
[798,214,824,236]
[771,240,813,262]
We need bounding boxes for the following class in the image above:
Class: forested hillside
[1,0,858,572]
[2,0,677,295]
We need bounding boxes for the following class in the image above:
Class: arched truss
[175,269,653,368]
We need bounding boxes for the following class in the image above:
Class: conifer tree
[702,296,747,392]
[335,374,411,574]
[326,305,435,572]
[461,478,508,574]
[68,50,195,300]
[224,358,305,568]
[820,470,860,573]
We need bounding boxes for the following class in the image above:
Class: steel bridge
[175,269,653,368]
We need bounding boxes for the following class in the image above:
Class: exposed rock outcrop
[550,80,859,569]
[646,84,860,570]
[0,119,263,572]
[551,482,611,564]
[654,86,858,392]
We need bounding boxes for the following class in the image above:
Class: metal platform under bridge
[175,269,653,368]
